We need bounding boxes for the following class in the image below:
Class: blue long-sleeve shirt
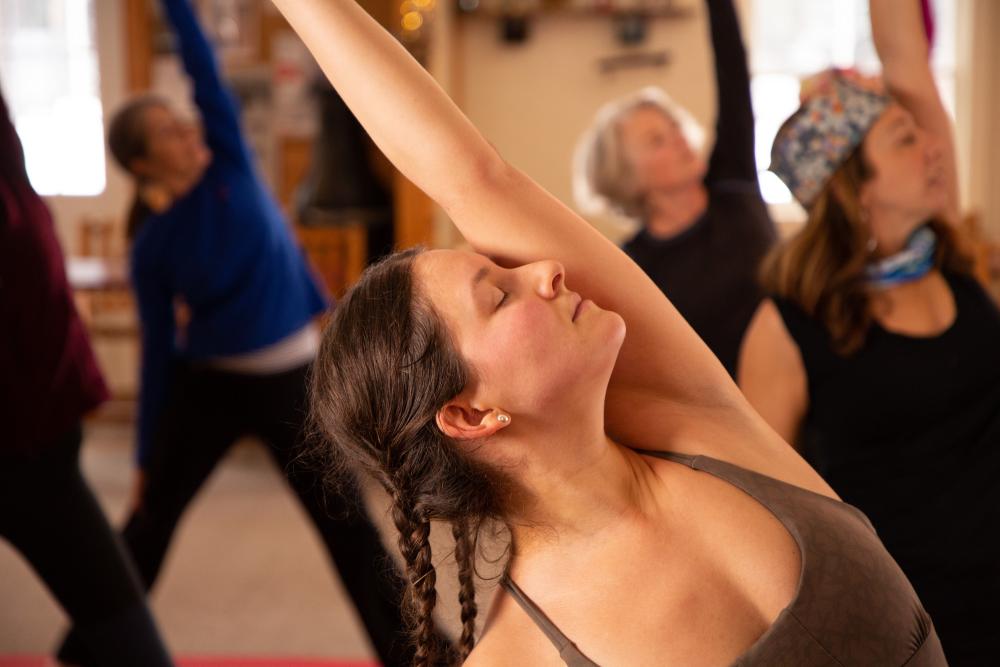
[131,0,328,466]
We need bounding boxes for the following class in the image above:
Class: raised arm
[703,0,758,186]
[870,0,959,224]
[270,0,745,420]
[160,0,249,164]
[738,300,808,446]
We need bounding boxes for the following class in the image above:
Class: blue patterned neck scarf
[865,226,937,289]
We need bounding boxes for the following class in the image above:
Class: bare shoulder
[741,299,801,364]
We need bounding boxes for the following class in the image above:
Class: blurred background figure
[575,0,775,377]
[54,0,414,664]
[0,82,174,667]
[739,1,1000,663]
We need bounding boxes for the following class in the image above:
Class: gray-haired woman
[574,0,776,377]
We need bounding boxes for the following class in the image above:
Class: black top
[773,270,1000,666]
[623,0,776,377]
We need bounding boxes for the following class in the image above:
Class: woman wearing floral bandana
[739,1,1000,664]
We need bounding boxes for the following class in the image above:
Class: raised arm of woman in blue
[271,0,829,494]
[704,0,758,186]
[160,0,250,166]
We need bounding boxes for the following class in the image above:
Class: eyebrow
[889,116,909,132]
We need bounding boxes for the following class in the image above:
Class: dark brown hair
[107,95,167,240]
[762,146,973,355]
[310,247,512,665]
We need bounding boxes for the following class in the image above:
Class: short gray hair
[573,87,705,219]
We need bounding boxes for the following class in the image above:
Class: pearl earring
[496,413,511,424]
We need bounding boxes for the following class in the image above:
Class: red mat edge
[0,657,378,667]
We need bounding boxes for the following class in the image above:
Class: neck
[139,173,198,213]
[506,422,658,555]
[643,183,708,239]
[868,208,926,258]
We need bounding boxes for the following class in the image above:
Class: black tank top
[502,451,946,666]
[772,270,1000,665]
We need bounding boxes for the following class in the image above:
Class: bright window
[0,0,105,196]
[749,0,956,209]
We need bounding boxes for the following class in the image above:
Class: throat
[644,186,708,239]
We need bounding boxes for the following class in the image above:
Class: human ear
[435,401,511,440]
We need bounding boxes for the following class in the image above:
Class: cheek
[476,304,570,396]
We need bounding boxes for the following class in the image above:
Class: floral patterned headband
[770,69,892,208]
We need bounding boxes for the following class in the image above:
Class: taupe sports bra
[501,451,947,666]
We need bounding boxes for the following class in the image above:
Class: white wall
[448,0,716,243]
[955,0,1000,237]
[45,0,132,251]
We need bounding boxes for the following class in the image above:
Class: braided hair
[310,248,511,665]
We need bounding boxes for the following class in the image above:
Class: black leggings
[58,362,412,666]
[0,426,173,667]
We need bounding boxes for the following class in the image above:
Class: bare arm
[870,0,960,224]
[737,300,809,447]
[271,0,742,418]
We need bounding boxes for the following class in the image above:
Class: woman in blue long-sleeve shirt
[57,1,412,663]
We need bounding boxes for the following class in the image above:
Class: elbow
[467,144,511,192]
[440,147,513,213]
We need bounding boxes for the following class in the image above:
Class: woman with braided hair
[274,1,947,665]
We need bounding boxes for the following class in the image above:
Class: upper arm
[870,0,960,224]
[737,299,808,447]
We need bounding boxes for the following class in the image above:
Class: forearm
[161,0,224,87]
[870,0,959,222]
[870,0,930,86]
[704,0,756,183]
[270,0,499,212]
[161,0,247,157]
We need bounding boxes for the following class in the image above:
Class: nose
[531,260,565,299]
[922,130,943,163]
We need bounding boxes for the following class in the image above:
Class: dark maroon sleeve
[0,86,108,454]
[0,85,29,185]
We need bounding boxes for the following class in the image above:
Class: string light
[401,10,424,31]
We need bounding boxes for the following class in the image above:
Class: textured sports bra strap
[633,449,698,467]
[500,576,597,665]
